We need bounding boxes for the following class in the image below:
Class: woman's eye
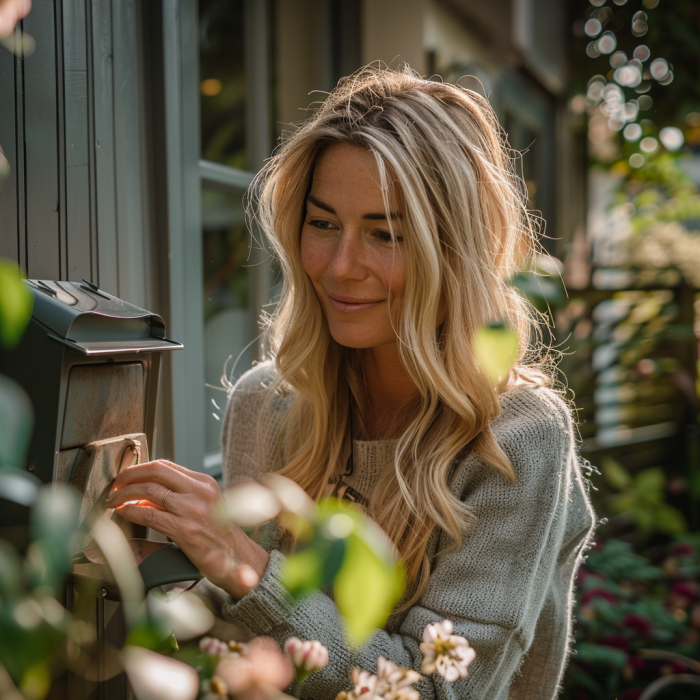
[375,230,404,244]
[308,219,335,231]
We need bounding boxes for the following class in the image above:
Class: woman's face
[301,143,405,350]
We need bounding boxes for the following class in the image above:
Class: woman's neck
[359,343,419,440]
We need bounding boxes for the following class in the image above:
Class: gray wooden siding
[0,0,151,305]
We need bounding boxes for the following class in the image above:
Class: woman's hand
[106,459,270,600]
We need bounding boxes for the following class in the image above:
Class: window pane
[202,184,255,455]
[199,0,247,169]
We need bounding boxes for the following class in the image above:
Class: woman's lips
[326,294,383,315]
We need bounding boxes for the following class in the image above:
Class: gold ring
[162,489,172,508]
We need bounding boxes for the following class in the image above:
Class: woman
[109,66,596,699]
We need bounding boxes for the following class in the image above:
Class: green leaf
[602,457,631,490]
[473,322,519,383]
[654,504,687,535]
[0,540,22,600]
[573,642,627,668]
[282,548,324,599]
[634,468,665,496]
[333,533,405,646]
[0,376,34,472]
[0,259,33,349]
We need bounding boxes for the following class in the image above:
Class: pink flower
[671,543,695,557]
[419,620,476,682]
[215,637,293,700]
[199,636,229,657]
[623,614,654,638]
[580,588,617,605]
[672,581,699,601]
[598,634,630,652]
[284,637,329,673]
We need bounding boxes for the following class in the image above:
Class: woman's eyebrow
[307,194,402,221]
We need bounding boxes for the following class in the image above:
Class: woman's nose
[327,230,366,280]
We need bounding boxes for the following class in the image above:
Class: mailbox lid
[26,280,182,353]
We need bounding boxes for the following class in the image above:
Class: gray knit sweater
[215,361,596,700]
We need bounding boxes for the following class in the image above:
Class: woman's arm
[218,386,595,700]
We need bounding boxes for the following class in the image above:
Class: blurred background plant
[553,1,700,697]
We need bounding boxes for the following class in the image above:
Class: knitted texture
[218,361,597,700]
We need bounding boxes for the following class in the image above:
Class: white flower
[419,619,476,682]
[348,668,382,699]
[339,660,420,700]
[376,656,421,700]
[284,637,329,672]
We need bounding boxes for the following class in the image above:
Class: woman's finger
[115,502,178,537]
[107,482,178,512]
[113,461,194,492]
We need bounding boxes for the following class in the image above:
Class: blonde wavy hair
[250,64,551,608]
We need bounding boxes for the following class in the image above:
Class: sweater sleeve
[218,386,587,700]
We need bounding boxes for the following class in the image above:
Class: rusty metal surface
[60,362,145,449]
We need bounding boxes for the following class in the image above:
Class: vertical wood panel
[23,2,61,279]
[91,0,118,294]
[0,44,18,261]
[63,0,92,281]
[112,0,146,306]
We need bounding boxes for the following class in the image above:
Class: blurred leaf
[574,642,627,668]
[0,663,23,700]
[473,322,519,383]
[602,457,632,490]
[122,646,199,700]
[147,590,214,641]
[0,541,22,599]
[223,481,281,528]
[27,486,82,592]
[0,377,33,472]
[282,548,324,599]
[510,271,565,309]
[91,520,145,629]
[634,468,665,497]
[126,621,179,654]
[19,662,50,700]
[0,259,32,349]
[333,534,405,646]
[0,468,39,508]
[654,504,687,535]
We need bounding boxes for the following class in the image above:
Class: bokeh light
[610,51,627,69]
[650,58,669,81]
[629,153,645,168]
[633,45,650,62]
[659,127,684,151]
[640,136,658,153]
[614,65,642,88]
[585,19,602,38]
[200,78,222,97]
[587,42,601,59]
[623,123,643,141]
[597,32,617,55]
[637,95,653,111]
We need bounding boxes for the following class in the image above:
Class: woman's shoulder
[495,383,574,440]
[228,359,280,397]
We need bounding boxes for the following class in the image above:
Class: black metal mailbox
[0,279,182,488]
